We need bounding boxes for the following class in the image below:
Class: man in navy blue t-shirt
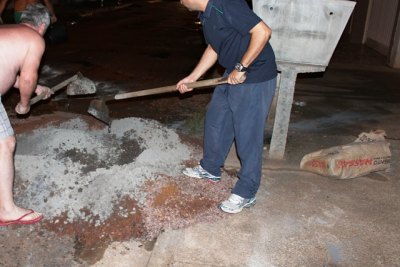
[177,0,277,214]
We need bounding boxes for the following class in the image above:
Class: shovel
[30,72,96,105]
[88,76,228,124]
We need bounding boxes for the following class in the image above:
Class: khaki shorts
[0,95,14,139]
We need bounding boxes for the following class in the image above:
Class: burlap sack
[300,130,391,179]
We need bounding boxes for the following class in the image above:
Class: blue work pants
[200,77,276,199]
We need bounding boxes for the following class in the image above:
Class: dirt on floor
[2,110,240,266]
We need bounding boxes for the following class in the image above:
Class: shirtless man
[0,0,56,24]
[0,3,52,226]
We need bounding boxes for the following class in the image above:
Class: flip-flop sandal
[0,209,43,226]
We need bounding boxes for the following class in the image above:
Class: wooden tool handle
[114,77,228,100]
[30,74,78,105]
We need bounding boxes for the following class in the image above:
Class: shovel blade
[66,73,96,95]
[88,99,111,125]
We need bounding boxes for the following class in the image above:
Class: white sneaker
[182,165,221,183]
[219,194,256,214]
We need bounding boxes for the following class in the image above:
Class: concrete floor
[144,64,400,266]
[140,10,400,267]
[1,0,399,266]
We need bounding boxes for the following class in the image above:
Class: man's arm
[188,44,218,81]
[228,21,272,84]
[177,45,218,93]
[15,39,45,114]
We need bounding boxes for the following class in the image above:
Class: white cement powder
[14,117,192,224]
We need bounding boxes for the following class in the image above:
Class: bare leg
[0,136,42,223]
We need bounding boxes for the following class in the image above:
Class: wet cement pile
[11,116,233,252]
[15,117,189,222]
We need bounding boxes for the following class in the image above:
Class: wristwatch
[234,62,248,72]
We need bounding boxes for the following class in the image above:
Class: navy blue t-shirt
[199,0,277,83]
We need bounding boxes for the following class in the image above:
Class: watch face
[235,63,242,71]
[235,63,247,72]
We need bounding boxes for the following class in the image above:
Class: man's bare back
[0,24,44,96]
